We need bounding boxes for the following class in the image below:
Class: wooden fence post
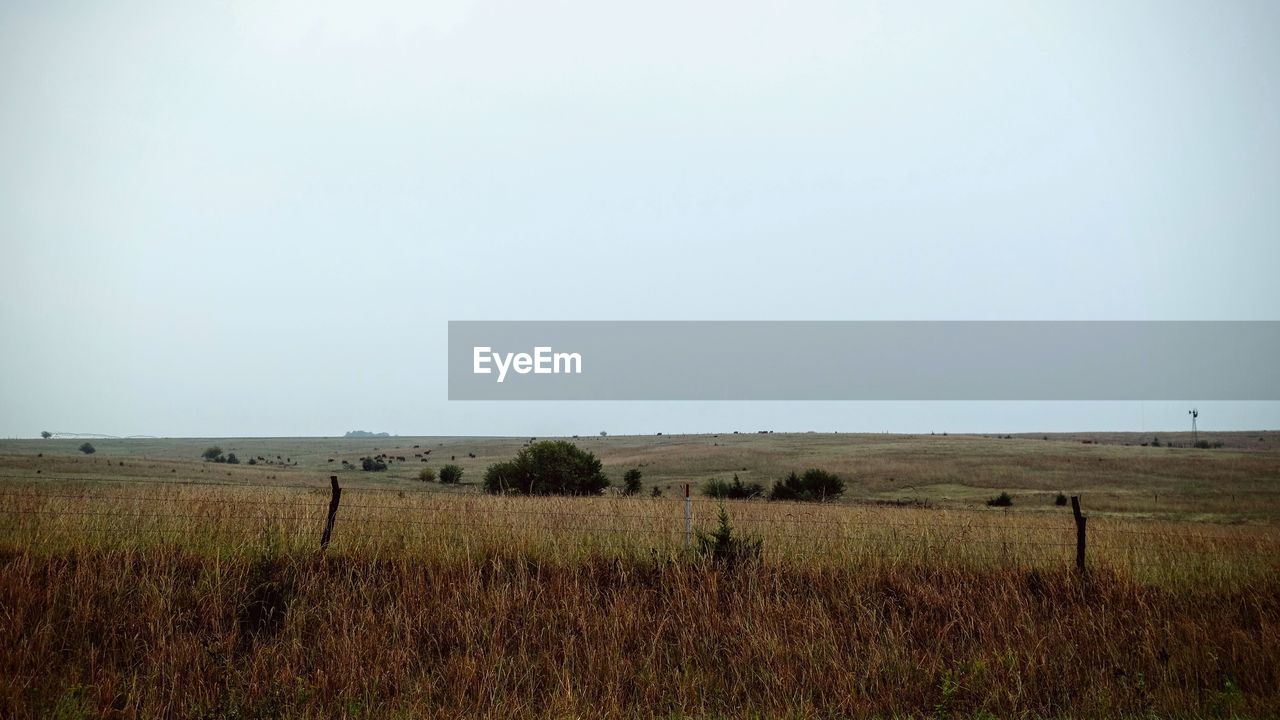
[320,475,342,550]
[1070,495,1086,571]
[683,483,692,551]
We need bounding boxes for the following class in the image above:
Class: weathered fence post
[683,483,692,551]
[1070,495,1086,571]
[320,475,342,550]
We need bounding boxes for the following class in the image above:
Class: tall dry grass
[1,481,1278,718]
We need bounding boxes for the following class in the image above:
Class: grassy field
[5,430,1280,520]
[1,432,1278,717]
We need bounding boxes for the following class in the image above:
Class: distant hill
[344,430,390,438]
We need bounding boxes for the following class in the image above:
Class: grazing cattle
[468,453,476,458]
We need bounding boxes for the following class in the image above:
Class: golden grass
[2,480,1279,718]
[3,432,1280,717]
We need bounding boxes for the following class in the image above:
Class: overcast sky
[2,0,1278,438]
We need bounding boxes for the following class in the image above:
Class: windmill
[1188,408,1199,444]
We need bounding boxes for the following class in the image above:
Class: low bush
[78,442,95,455]
[703,474,764,499]
[418,467,437,483]
[988,492,1014,507]
[1054,493,1068,506]
[361,457,387,472]
[439,465,464,484]
[768,469,844,502]
[622,468,643,496]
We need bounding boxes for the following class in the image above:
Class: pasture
[1,432,1278,717]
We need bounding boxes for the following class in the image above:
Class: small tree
[987,492,1014,507]
[695,506,762,569]
[439,464,463,484]
[201,446,224,462]
[40,431,52,439]
[78,442,95,455]
[225,453,240,464]
[622,468,643,496]
[361,457,387,472]
[418,467,437,482]
[482,440,609,496]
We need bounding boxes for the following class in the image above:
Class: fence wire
[1,478,1277,580]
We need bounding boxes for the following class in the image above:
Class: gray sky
[2,0,1278,438]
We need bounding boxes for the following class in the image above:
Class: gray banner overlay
[448,321,1280,400]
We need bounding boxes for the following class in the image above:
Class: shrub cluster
[702,474,764,499]
[483,441,609,495]
[769,469,844,502]
[361,457,387,472]
[201,446,239,464]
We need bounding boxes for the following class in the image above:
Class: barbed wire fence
[1,475,1278,577]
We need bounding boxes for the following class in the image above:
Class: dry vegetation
[1,433,1279,718]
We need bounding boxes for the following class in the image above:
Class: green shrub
[439,465,463,484]
[987,492,1014,507]
[78,442,95,455]
[768,469,844,502]
[696,506,762,568]
[1054,493,1068,506]
[418,467,437,482]
[482,440,609,495]
[225,453,240,465]
[201,446,223,461]
[622,468,643,496]
[703,474,764,499]
[361,457,387,472]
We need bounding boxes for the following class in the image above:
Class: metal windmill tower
[1188,408,1199,444]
